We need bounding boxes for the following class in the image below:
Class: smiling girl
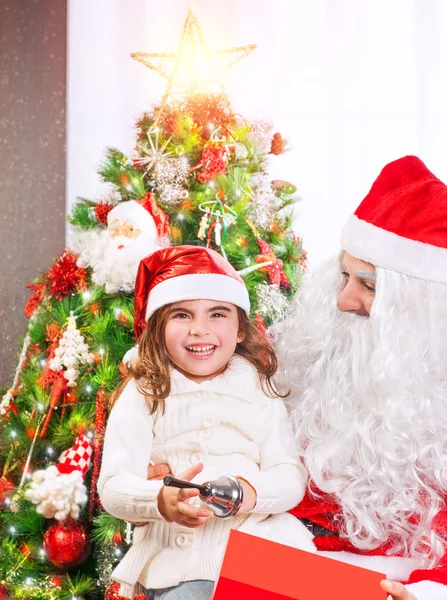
[98,245,314,600]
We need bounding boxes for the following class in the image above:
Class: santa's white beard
[70,229,156,293]
[275,257,447,566]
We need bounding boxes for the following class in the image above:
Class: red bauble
[0,583,10,600]
[43,520,90,570]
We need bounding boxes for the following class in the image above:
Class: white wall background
[67,0,447,267]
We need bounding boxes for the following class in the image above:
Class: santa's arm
[403,562,447,599]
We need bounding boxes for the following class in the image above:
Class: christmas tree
[0,11,306,600]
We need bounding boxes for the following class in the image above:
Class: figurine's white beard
[275,257,447,566]
[70,229,157,293]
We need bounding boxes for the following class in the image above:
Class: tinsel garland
[89,388,107,521]
[256,283,291,323]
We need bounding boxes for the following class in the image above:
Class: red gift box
[214,530,387,600]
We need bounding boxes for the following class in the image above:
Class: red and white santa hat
[341,155,447,283]
[134,245,250,339]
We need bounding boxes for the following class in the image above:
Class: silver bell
[163,474,244,519]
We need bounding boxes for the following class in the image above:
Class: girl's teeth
[186,346,215,354]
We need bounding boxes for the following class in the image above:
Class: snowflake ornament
[49,312,94,387]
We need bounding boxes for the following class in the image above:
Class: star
[131,10,256,105]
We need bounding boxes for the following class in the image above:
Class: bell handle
[163,475,208,496]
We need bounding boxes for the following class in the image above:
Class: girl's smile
[164,299,244,382]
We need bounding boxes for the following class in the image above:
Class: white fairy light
[10,430,17,438]
[82,290,92,301]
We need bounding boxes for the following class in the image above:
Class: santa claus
[70,198,169,293]
[274,156,447,599]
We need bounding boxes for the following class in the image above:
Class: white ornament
[25,466,88,521]
[214,217,223,247]
[49,312,94,387]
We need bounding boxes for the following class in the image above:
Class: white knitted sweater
[98,356,315,597]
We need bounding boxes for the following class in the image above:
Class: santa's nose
[337,284,369,316]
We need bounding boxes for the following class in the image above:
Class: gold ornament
[131,10,256,122]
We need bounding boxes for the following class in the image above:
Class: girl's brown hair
[110,305,288,414]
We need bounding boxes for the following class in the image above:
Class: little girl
[98,245,314,600]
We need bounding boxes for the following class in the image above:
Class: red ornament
[255,237,290,289]
[270,132,284,155]
[51,576,63,588]
[94,200,113,225]
[0,583,10,600]
[112,531,123,544]
[24,282,46,318]
[46,251,87,300]
[0,477,14,503]
[118,173,130,186]
[105,582,146,600]
[194,145,229,183]
[43,520,90,570]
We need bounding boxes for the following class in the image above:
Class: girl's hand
[148,463,172,480]
[157,462,212,528]
[235,477,257,515]
[380,580,417,600]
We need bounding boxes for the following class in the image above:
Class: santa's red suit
[291,491,447,598]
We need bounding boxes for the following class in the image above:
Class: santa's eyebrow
[356,271,376,281]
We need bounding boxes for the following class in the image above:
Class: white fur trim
[406,580,447,599]
[145,273,250,319]
[123,345,139,367]
[318,551,420,582]
[341,214,447,284]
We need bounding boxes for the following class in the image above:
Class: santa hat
[134,245,250,339]
[25,434,93,521]
[341,156,447,283]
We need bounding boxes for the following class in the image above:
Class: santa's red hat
[134,246,250,339]
[341,155,447,283]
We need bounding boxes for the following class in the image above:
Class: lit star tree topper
[131,9,256,115]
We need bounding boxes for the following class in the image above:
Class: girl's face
[164,299,244,383]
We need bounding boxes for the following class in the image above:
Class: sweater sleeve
[245,395,307,514]
[97,379,164,523]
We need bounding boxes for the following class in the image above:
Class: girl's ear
[237,332,245,344]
